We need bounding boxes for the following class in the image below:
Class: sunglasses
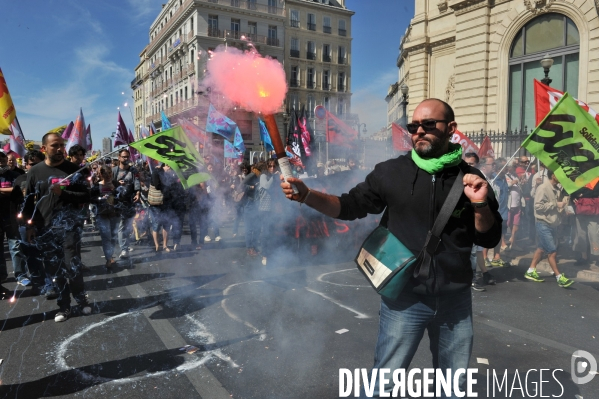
[406,119,449,134]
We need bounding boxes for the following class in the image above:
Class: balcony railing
[338,56,345,65]
[146,97,210,126]
[266,36,280,46]
[227,30,241,39]
[307,52,316,60]
[322,82,331,91]
[323,54,331,62]
[308,23,316,31]
[290,49,300,58]
[338,28,347,36]
[290,79,299,87]
[323,26,331,34]
[307,81,315,89]
[290,19,300,28]
[196,0,285,16]
[208,27,221,37]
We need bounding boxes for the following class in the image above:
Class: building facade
[393,0,599,133]
[133,0,353,152]
[102,137,112,155]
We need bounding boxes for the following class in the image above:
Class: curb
[498,251,599,283]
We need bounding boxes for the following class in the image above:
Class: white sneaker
[81,305,92,315]
[215,236,221,242]
[119,250,129,259]
[128,247,134,252]
[55,308,71,322]
[204,236,212,242]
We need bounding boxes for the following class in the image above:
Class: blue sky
[0,0,413,149]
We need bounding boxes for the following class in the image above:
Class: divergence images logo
[571,350,597,385]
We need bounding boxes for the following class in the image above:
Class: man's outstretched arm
[280,176,341,218]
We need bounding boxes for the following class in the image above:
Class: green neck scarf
[411,143,463,174]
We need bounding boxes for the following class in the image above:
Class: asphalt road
[0,219,598,399]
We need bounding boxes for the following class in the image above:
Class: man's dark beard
[50,153,64,163]
[413,130,450,158]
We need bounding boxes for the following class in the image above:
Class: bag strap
[422,169,464,255]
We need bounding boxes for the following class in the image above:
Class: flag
[285,148,304,167]
[297,106,312,157]
[46,124,67,135]
[450,129,479,155]
[115,111,129,147]
[178,118,208,143]
[149,121,157,136]
[206,104,237,141]
[224,140,241,158]
[61,122,74,140]
[129,126,210,188]
[286,109,303,157]
[161,110,171,130]
[9,119,26,158]
[534,79,599,127]
[477,135,494,158]
[258,118,274,152]
[85,124,92,151]
[66,108,86,152]
[128,129,139,161]
[140,126,150,139]
[392,122,412,151]
[233,126,245,153]
[0,68,17,135]
[522,92,599,194]
[326,110,358,148]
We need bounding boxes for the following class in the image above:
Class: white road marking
[221,281,267,341]
[477,358,489,365]
[305,287,370,319]
[317,268,370,288]
[336,329,349,334]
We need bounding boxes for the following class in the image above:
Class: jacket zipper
[429,174,436,229]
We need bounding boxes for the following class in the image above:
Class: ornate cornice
[448,0,488,16]
[524,0,556,15]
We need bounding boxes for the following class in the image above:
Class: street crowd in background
[0,131,598,322]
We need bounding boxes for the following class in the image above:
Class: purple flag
[85,124,92,151]
[115,112,129,147]
[128,129,139,161]
[62,121,74,140]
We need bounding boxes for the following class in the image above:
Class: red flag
[477,135,494,158]
[326,110,358,147]
[534,79,599,126]
[178,118,208,143]
[66,108,86,152]
[450,129,479,155]
[392,123,412,151]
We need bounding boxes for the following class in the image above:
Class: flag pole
[491,146,521,184]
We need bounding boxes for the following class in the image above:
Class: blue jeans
[96,216,119,260]
[118,215,134,251]
[361,289,473,398]
[244,203,259,249]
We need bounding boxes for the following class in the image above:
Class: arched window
[508,13,579,131]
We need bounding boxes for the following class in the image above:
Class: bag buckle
[424,232,441,254]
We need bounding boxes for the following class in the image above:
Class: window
[291,10,300,28]
[190,49,194,63]
[289,92,299,111]
[338,72,345,92]
[323,44,331,62]
[323,70,330,90]
[307,68,315,88]
[247,0,257,10]
[307,95,315,117]
[307,13,316,31]
[290,66,299,87]
[185,86,188,100]
[268,0,277,14]
[337,98,345,115]
[248,22,257,41]
[190,17,193,32]
[237,120,253,140]
[338,46,346,64]
[339,19,346,36]
[323,16,331,34]
[290,38,300,58]
[230,0,241,7]
[324,96,330,110]
[231,18,240,39]
[508,13,579,132]
[268,25,278,46]
[208,15,218,37]
[307,41,316,60]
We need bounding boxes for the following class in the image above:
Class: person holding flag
[112,149,141,259]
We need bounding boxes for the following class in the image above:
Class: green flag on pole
[130,126,210,188]
[522,92,599,194]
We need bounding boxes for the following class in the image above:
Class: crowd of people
[464,152,599,291]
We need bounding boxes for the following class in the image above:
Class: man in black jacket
[281,99,502,397]
[23,133,91,322]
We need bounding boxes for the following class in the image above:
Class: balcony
[197,0,285,16]
[323,26,331,34]
[308,23,316,31]
[307,52,316,60]
[338,56,345,65]
[230,0,241,6]
[208,27,221,38]
[227,30,241,39]
[290,19,300,28]
[290,49,300,58]
[338,28,347,36]
[266,36,280,46]
[307,81,315,89]
[323,54,331,63]
[290,79,299,88]
[322,82,331,91]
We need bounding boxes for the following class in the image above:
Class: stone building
[390,0,598,133]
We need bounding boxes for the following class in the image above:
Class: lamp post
[540,54,554,86]
[400,83,409,128]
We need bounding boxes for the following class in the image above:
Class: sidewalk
[495,239,599,282]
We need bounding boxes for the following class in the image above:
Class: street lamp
[400,83,409,128]
[540,54,554,85]
[356,123,367,137]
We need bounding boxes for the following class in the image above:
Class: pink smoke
[203,45,287,115]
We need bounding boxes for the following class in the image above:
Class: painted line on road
[123,270,232,399]
[317,268,370,288]
[305,287,371,319]
[475,316,598,358]
[221,281,267,341]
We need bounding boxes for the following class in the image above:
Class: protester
[0,151,24,285]
[91,166,120,269]
[23,133,91,322]
[203,163,222,243]
[231,163,250,238]
[149,164,169,252]
[280,98,502,396]
[571,177,599,266]
[7,153,25,176]
[258,158,280,265]
[524,169,574,287]
[68,145,86,167]
[112,149,140,258]
[486,157,509,267]
[243,162,264,256]
[505,165,525,251]
[163,164,186,251]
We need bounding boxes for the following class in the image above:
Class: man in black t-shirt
[0,151,22,284]
[23,133,91,322]
[112,149,140,259]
